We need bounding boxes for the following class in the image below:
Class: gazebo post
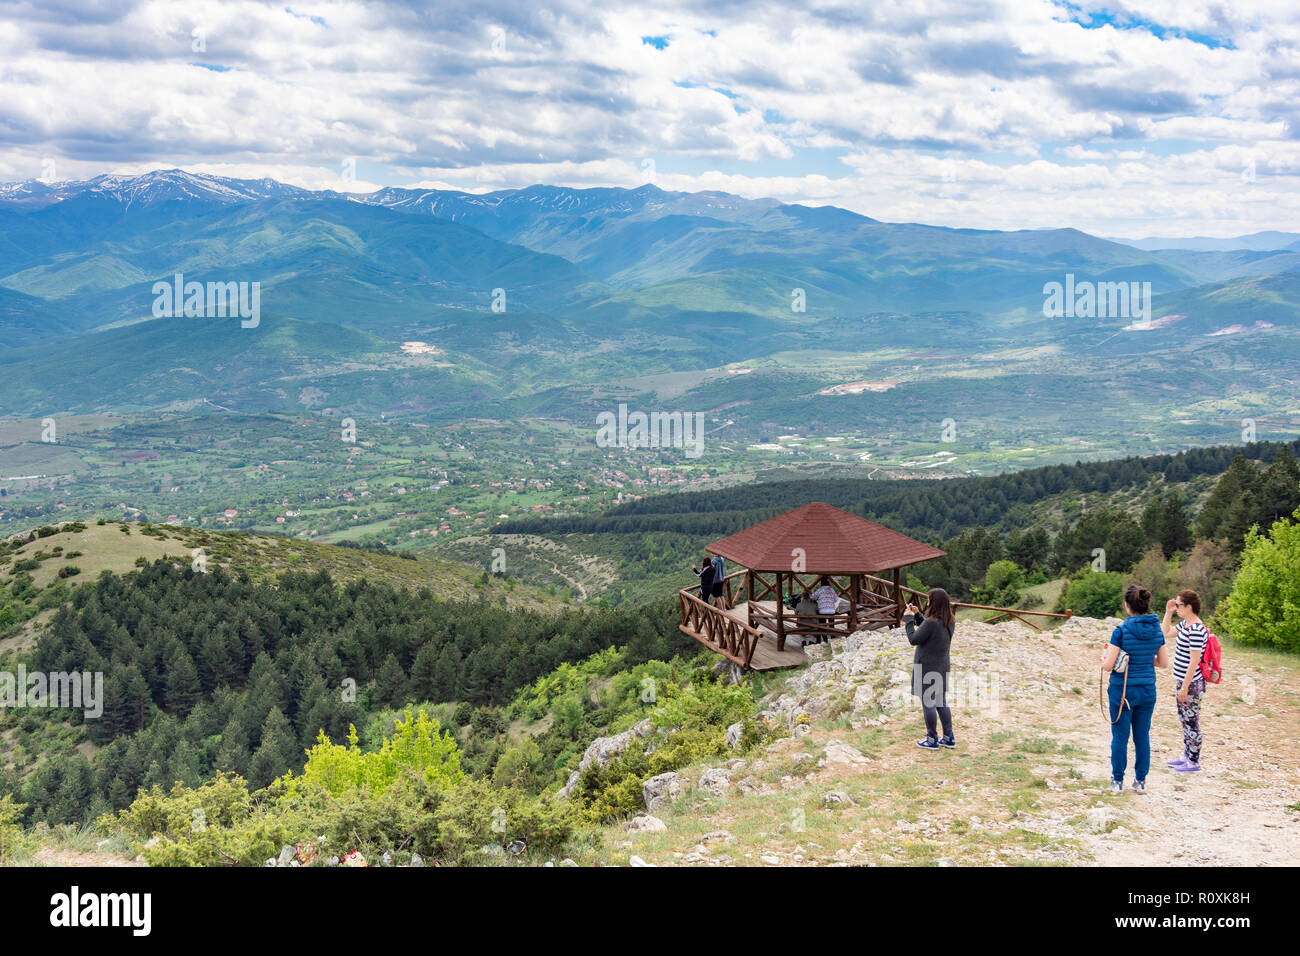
[775,570,786,652]
[745,569,755,629]
[849,574,860,633]
[893,567,903,627]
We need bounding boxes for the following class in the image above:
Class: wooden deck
[723,602,809,670]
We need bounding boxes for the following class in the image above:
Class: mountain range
[0,169,1296,447]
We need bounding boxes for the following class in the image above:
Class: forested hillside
[0,561,685,825]
[486,439,1300,605]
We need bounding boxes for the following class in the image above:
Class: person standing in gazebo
[811,576,838,628]
[691,554,716,603]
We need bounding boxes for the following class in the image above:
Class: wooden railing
[862,574,1072,631]
[678,587,765,668]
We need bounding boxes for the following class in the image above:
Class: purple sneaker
[1173,761,1201,773]
[1167,757,1189,768]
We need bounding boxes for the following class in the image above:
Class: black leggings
[923,704,953,739]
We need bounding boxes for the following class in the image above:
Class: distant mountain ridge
[1110,231,1300,252]
[0,168,1296,449]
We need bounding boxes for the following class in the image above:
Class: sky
[1,0,1297,237]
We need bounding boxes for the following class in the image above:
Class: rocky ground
[591,616,1300,867]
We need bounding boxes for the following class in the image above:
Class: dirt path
[957,617,1300,866]
[600,615,1300,868]
[31,847,143,867]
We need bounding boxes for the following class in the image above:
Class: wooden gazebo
[678,502,946,670]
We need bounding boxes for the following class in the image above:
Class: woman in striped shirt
[1161,589,1208,772]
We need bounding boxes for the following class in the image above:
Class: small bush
[0,795,32,863]
[1059,570,1125,618]
[1216,514,1300,652]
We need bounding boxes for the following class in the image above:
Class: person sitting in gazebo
[794,590,819,646]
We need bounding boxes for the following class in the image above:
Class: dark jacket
[695,563,715,596]
[906,612,953,701]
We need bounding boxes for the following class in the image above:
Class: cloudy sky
[2,0,1297,236]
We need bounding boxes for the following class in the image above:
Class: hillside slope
[0,520,564,657]
[582,618,1300,866]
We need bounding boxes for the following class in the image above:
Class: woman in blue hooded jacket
[1101,584,1169,793]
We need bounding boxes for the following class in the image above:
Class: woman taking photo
[1102,584,1169,793]
[905,588,956,750]
[1162,589,1208,773]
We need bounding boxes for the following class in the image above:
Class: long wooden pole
[746,569,755,629]
[850,574,860,633]
[893,567,902,627]
[776,570,786,651]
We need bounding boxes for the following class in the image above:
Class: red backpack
[1200,631,1223,684]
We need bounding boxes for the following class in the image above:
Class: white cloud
[0,0,1297,235]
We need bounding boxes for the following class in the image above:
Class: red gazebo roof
[706,501,945,573]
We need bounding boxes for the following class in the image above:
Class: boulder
[822,740,871,768]
[557,718,654,799]
[623,813,668,833]
[698,767,732,796]
[1086,805,1117,832]
[642,771,685,811]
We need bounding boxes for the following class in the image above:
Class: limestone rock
[557,718,653,799]
[822,740,871,768]
[642,771,686,811]
[623,813,668,833]
[698,767,732,796]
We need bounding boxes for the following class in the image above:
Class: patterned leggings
[1177,674,1206,763]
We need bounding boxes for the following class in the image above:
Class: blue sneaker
[916,736,940,750]
[1108,779,1123,793]
[938,735,956,748]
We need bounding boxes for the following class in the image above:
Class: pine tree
[1140,495,1165,544]
[214,713,250,775]
[164,650,201,713]
[1258,447,1300,526]
[410,643,440,699]
[1197,455,1260,543]
[1160,493,1193,557]
[375,653,408,706]
[248,707,301,788]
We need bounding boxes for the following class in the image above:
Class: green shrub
[98,773,303,867]
[279,709,463,798]
[0,795,31,863]
[1216,514,1300,652]
[1059,570,1125,618]
[570,678,767,822]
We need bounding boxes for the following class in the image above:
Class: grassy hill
[0,519,567,657]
